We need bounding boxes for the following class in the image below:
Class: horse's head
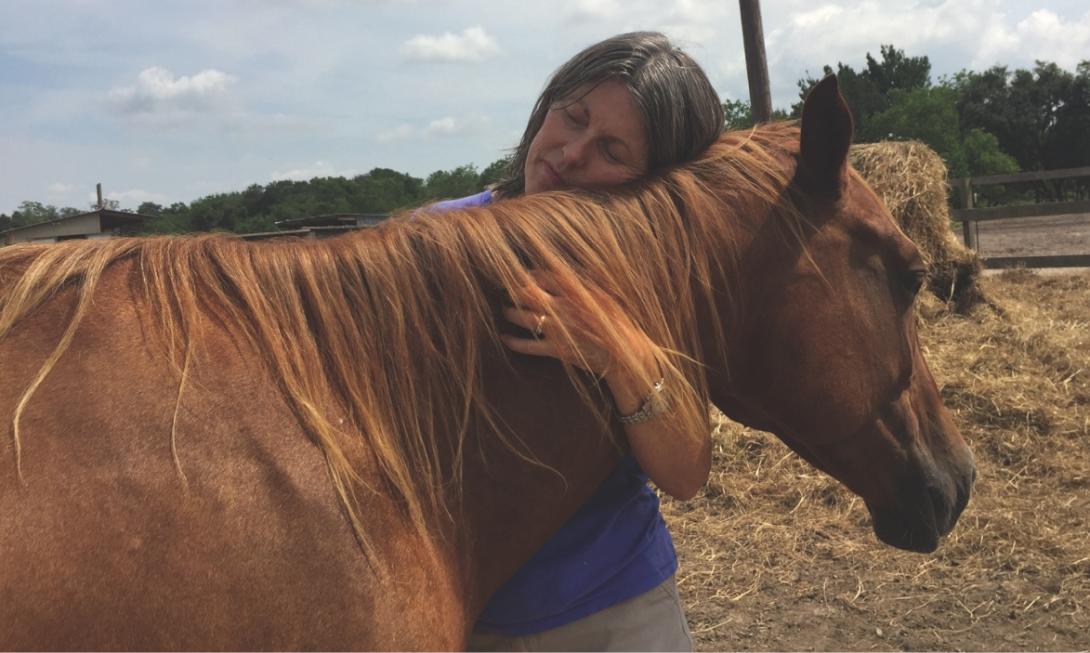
[709,76,975,553]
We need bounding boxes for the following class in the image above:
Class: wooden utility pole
[738,0,773,122]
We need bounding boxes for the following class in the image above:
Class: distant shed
[0,209,150,246]
[242,213,389,241]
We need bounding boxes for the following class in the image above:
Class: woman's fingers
[501,333,561,359]
[501,270,616,375]
[502,306,548,335]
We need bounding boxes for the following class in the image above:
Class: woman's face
[524,79,649,195]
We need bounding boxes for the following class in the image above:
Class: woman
[434,31,724,652]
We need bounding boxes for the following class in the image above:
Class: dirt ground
[970,213,1090,259]
[660,270,1090,651]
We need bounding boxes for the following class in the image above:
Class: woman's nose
[561,136,592,168]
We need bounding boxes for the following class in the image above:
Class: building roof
[0,208,150,236]
[273,213,388,229]
[241,225,361,240]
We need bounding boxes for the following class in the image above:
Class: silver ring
[533,314,547,338]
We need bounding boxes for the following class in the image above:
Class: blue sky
[3,0,1089,215]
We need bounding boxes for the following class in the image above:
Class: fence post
[958,177,977,251]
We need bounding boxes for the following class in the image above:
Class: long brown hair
[0,124,802,565]
[494,31,724,197]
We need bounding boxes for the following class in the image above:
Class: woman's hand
[500,271,710,500]
[499,271,642,378]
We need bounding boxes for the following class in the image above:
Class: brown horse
[0,77,974,649]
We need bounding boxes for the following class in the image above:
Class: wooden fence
[951,166,1090,269]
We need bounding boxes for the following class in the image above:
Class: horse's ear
[798,74,854,194]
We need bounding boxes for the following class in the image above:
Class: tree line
[4,46,1088,235]
[1,160,509,235]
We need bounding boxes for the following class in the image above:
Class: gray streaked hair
[495,31,724,197]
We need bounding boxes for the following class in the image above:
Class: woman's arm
[604,349,711,501]
[500,275,711,500]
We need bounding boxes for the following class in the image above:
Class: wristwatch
[618,378,667,425]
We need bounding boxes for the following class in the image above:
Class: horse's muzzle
[869,450,976,553]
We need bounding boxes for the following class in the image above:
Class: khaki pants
[468,576,693,652]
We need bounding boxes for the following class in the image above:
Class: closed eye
[902,268,927,298]
[600,141,622,164]
[562,106,586,127]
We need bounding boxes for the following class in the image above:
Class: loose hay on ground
[662,270,1090,651]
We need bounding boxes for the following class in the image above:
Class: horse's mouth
[870,505,943,553]
[868,463,975,553]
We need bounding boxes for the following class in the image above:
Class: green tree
[723,98,754,130]
[479,157,512,188]
[864,45,931,96]
[142,202,192,235]
[424,164,481,200]
[961,128,1019,177]
[864,86,966,174]
[721,98,790,130]
[137,201,163,216]
[795,45,931,140]
[1044,61,1090,170]
[356,168,425,212]
[10,201,59,228]
[864,85,1018,179]
[953,60,1090,172]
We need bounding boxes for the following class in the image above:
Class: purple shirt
[429,189,494,211]
[431,191,678,636]
[477,455,677,635]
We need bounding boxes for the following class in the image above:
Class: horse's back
[0,257,465,649]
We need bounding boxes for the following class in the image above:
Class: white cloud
[48,182,80,194]
[767,2,1090,85]
[658,23,718,46]
[108,66,237,115]
[791,5,845,29]
[670,0,724,21]
[568,0,622,19]
[1006,9,1090,69]
[426,117,459,135]
[377,124,415,143]
[401,26,500,63]
[755,0,1024,105]
[376,115,491,142]
[428,115,493,137]
[269,161,358,181]
[970,22,1018,69]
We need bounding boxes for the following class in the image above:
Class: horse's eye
[903,268,927,297]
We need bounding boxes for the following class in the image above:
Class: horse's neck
[686,183,789,404]
[452,349,622,619]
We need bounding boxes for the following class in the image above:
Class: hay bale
[850,141,987,312]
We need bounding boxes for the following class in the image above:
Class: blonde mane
[0,123,802,563]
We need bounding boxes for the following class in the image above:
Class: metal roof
[273,213,388,229]
[0,209,149,236]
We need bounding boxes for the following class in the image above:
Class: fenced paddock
[953,167,1090,270]
[662,270,1090,651]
